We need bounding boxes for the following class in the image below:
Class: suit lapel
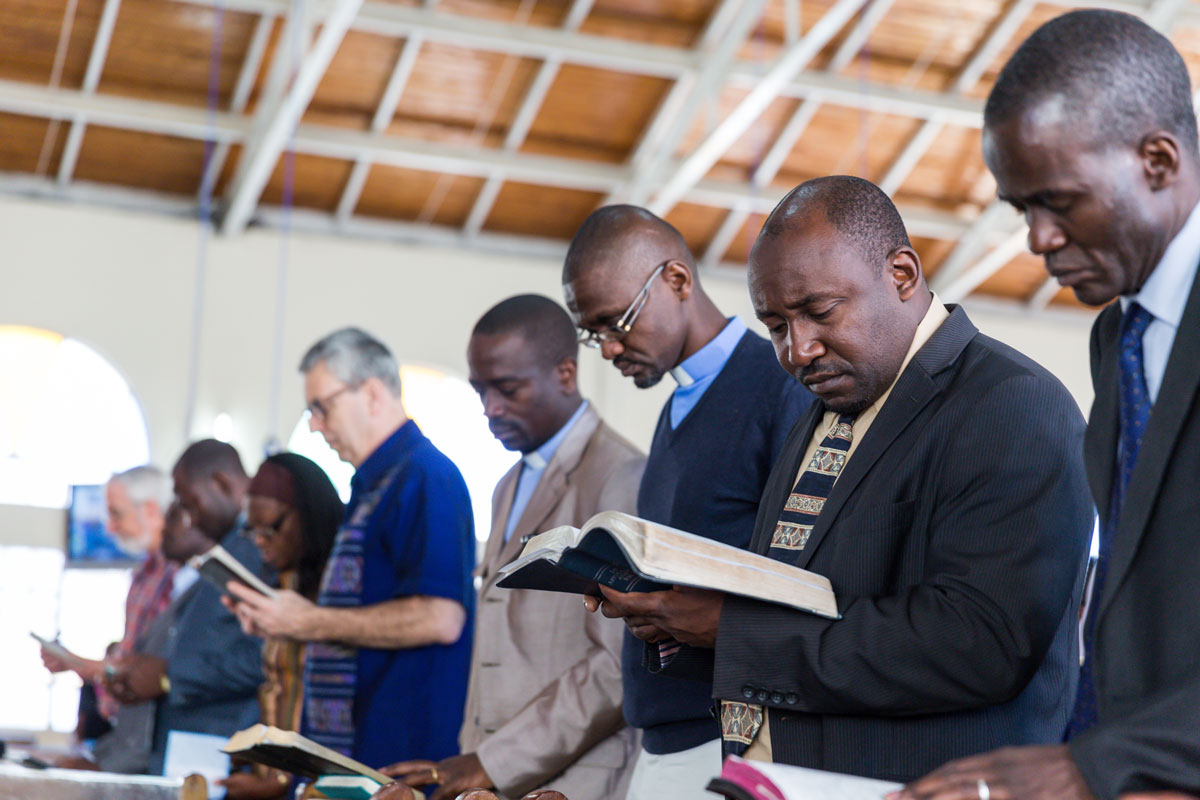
[1100,265,1200,619]
[794,306,976,570]
[478,464,521,583]
[486,405,602,580]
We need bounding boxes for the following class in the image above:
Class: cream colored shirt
[744,294,950,762]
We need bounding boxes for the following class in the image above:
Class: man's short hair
[175,439,247,481]
[985,9,1198,154]
[472,294,578,367]
[562,204,693,284]
[758,175,912,270]
[299,327,402,396]
[110,465,172,510]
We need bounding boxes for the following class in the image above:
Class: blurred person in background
[107,440,269,775]
[230,327,475,769]
[221,452,342,800]
[39,465,177,772]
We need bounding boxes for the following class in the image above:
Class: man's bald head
[472,294,577,369]
[173,439,249,539]
[749,176,928,415]
[562,205,695,285]
[756,175,912,272]
[986,10,1198,155]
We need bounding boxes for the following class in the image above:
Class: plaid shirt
[97,550,177,719]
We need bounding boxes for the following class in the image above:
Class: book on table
[707,755,902,800]
[222,725,423,800]
[189,545,277,599]
[495,510,839,619]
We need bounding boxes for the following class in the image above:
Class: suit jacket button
[770,692,784,704]
[756,690,769,702]
[741,685,755,699]
[785,693,799,705]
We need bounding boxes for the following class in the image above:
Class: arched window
[289,364,517,541]
[0,326,150,508]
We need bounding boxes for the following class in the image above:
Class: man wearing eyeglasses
[562,205,815,799]
[229,327,476,771]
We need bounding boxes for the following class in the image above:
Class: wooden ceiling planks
[483,180,605,238]
[663,201,730,256]
[0,112,65,174]
[0,0,104,87]
[523,65,673,164]
[73,124,208,194]
[0,0,1162,308]
[95,0,258,109]
[356,164,485,226]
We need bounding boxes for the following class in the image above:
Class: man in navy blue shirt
[562,206,814,799]
[231,328,475,769]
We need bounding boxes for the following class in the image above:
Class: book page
[585,512,838,618]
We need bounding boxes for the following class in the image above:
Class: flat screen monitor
[67,484,132,564]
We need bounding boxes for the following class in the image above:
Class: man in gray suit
[379,295,644,800]
[107,440,267,776]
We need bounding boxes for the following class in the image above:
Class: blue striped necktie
[1068,302,1154,737]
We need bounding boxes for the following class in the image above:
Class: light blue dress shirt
[1120,199,1200,405]
[171,564,200,601]
[667,317,748,429]
[503,400,590,541]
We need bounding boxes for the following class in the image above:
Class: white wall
[0,194,1098,548]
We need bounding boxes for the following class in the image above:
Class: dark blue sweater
[625,330,815,754]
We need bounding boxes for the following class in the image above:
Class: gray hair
[299,327,403,396]
[110,465,172,511]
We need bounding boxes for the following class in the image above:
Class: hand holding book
[591,584,724,648]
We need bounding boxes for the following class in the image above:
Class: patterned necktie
[1067,302,1154,737]
[721,413,856,754]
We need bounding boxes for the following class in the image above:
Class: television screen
[67,484,131,564]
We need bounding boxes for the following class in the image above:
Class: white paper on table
[162,730,230,800]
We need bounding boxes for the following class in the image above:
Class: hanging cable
[183,0,227,440]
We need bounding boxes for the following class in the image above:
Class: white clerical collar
[669,366,695,387]
[523,451,548,469]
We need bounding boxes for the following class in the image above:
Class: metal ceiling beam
[220,0,364,234]
[875,0,1035,196]
[335,32,425,221]
[935,227,1028,303]
[461,0,595,237]
[648,0,870,215]
[699,0,895,267]
[0,78,1009,242]
[619,0,772,207]
[56,0,122,185]
[199,12,276,201]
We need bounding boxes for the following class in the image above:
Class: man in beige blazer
[380,294,644,800]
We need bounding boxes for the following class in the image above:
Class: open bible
[189,545,277,599]
[223,725,420,800]
[495,511,838,619]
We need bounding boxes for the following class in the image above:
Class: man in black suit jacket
[595,176,1094,783]
[901,11,1200,800]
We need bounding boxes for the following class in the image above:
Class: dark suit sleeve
[712,374,1092,716]
[166,587,264,707]
[1069,676,1200,799]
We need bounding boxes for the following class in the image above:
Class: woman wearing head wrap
[219,453,343,800]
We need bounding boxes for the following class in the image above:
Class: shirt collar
[1121,198,1200,327]
[351,420,422,494]
[523,400,589,470]
[669,317,748,387]
[868,293,951,417]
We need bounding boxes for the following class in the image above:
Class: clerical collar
[669,317,747,388]
[521,400,589,471]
